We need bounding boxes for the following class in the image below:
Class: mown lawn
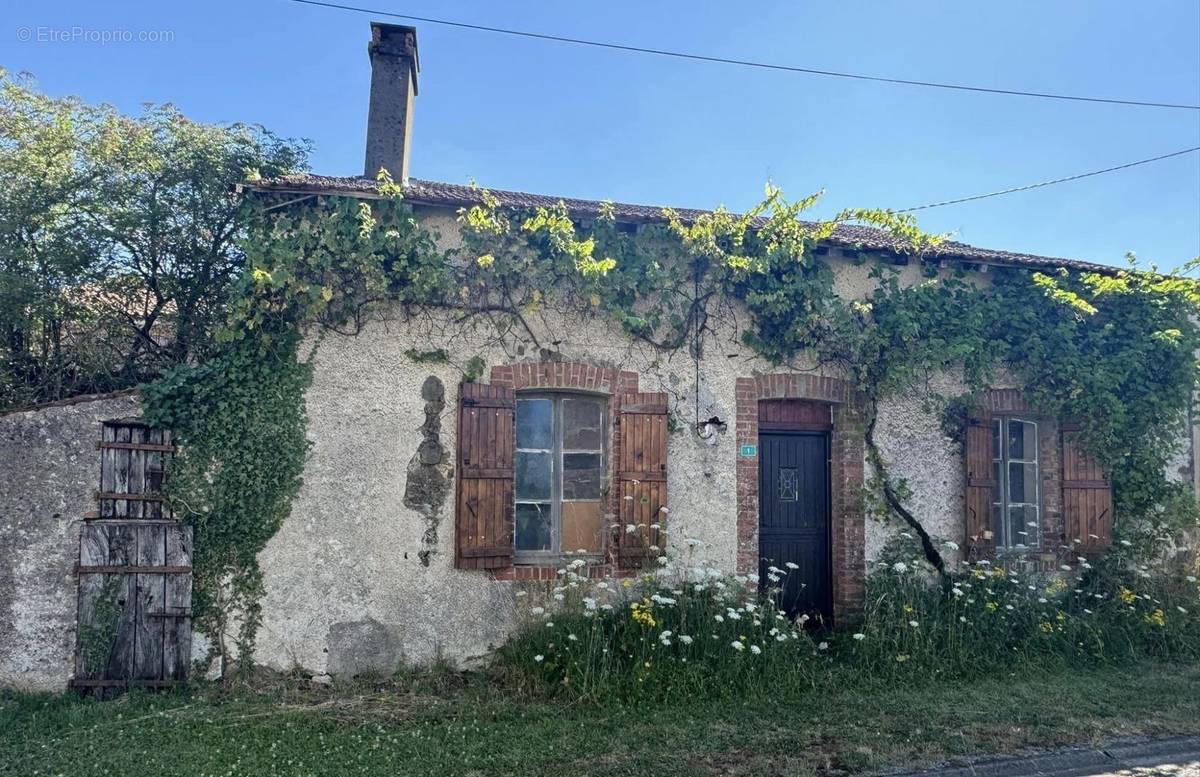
[2,661,1198,777]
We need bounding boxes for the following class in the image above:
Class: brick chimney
[364,22,419,183]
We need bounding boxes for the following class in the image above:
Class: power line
[894,146,1200,212]
[281,0,1200,111]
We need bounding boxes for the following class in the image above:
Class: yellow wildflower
[1145,608,1166,628]
[985,602,998,612]
[1117,587,1137,606]
[1038,621,1054,634]
[630,599,657,627]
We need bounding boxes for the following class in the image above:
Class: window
[991,417,1039,549]
[515,394,606,558]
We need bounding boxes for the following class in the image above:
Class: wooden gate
[73,420,191,694]
[74,523,192,693]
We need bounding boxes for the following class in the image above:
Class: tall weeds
[494,536,1200,703]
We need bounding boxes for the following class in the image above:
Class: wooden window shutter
[964,409,995,558]
[455,383,516,570]
[615,392,669,569]
[98,421,175,519]
[1061,425,1113,554]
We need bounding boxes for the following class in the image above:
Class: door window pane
[516,451,552,500]
[1008,462,1037,504]
[1007,419,1036,461]
[516,399,552,450]
[561,501,603,553]
[563,452,603,499]
[562,398,603,450]
[1008,505,1037,546]
[515,502,552,551]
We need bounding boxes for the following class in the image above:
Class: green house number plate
[739,444,757,458]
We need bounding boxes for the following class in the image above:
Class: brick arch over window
[489,363,640,395]
[482,362,648,581]
[735,374,866,623]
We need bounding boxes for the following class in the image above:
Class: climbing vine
[142,170,1200,665]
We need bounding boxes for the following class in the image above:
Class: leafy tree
[0,69,309,408]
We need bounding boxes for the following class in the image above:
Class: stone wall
[0,391,141,691]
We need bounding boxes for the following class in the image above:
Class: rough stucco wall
[255,305,754,674]
[0,393,141,691]
[867,374,970,567]
[253,212,968,675]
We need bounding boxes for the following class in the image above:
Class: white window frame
[991,416,1041,550]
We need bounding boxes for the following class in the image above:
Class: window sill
[490,562,635,581]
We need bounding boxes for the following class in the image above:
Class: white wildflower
[750,645,762,655]
[853,633,865,641]
[534,655,544,663]
[785,561,800,570]
[893,562,908,574]
[731,640,745,651]
[909,620,919,628]
[531,607,545,616]
[818,641,829,651]
[679,634,693,645]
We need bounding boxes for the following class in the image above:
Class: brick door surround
[735,374,866,624]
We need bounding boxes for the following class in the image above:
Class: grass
[3,661,1199,777]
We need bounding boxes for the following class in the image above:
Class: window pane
[1008,505,1038,547]
[562,398,603,450]
[516,451,552,500]
[990,502,1003,543]
[561,501,604,553]
[517,399,552,450]
[1008,462,1037,504]
[1007,419,1036,461]
[515,502,552,551]
[992,460,1001,487]
[991,419,1001,460]
[563,452,603,499]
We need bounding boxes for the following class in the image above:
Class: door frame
[734,375,867,624]
[757,428,834,622]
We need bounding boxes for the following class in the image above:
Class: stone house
[1,23,1193,689]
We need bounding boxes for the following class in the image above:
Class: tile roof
[243,174,1119,274]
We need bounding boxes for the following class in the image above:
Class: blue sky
[5,1,1200,267]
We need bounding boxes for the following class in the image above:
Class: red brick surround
[486,362,641,580]
[735,373,866,624]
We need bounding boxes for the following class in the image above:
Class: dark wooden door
[758,432,831,622]
[74,522,193,695]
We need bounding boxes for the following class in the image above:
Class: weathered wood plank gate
[73,421,192,694]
